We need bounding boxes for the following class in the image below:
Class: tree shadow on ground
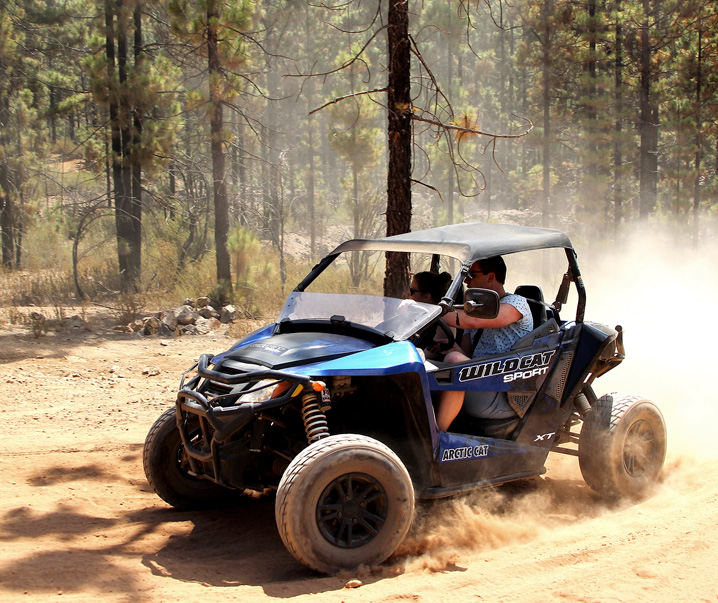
[0,548,145,597]
[27,463,124,487]
[0,504,145,598]
[0,327,141,365]
[0,488,346,598]
[138,501,352,596]
[0,504,117,542]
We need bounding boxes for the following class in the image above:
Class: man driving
[436,256,533,431]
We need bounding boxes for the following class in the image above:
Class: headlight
[238,380,293,404]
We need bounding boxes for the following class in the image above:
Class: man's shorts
[463,390,516,420]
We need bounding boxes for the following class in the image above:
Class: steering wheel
[435,319,456,352]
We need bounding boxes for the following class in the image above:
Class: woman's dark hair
[413,271,452,303]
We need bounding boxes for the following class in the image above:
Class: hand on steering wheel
[435,319,456,353]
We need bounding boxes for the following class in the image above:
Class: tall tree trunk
[0,59,14,269]
[692,11,703,246]
[351,160,361,287]
[612,0,624,233]
[447,37,455,225]
[384,0,412,299]
[587,0,598,189]
[541,0,551,227]
[129,3,143,285]
[305,5,317,258]
[0,173,14,269]
[261,122,270,234]
[107,0,131,288]
[207,0,232,298]
[104,116,112,207]
[116,2,135,289]
[306,100,317,257]
[104,2,119,185]
[234,121,247,225]
[49,87,58,143]
[639,0,658,217]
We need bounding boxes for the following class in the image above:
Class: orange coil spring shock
[301,391,329,443]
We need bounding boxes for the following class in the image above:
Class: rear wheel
[579,393,666,499]
[275,434,415,573]
[143,408,230,509]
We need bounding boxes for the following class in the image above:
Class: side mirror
[463,289,500,319]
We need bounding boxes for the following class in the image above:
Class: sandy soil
[1,303,717,603]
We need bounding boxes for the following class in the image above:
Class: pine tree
[663,0,718,241]
[515,0,577,226]
[168,0,253,300]
[0,0,57,269]
[384,0,412,297]
[0,5,23,267]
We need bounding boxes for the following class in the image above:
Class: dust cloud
[390,223,718,574]
[391,477,607,573]
[579,223,718,459]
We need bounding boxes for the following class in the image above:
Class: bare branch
[308,87,388,116]
[286,24,389,79]
[409,34,454,122]
[411,179,446,205]
[412,112,533,140]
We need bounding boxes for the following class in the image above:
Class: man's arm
[443,301,522,331]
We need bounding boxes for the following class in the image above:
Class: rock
[178,324,199,336]
[161,309,178,331]
[142,367,161,376]
[130,319,144,332]
[198,307,219,319]
[345,579,363,589]
[196,296,211,308]
[174,305,196,326]
[143,317,162,336]
[182,298,194,307]
[195,317,221,335]
[220,304,238,324]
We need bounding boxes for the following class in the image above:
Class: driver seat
[514,285,547,329]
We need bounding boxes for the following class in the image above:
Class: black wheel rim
[316,472,388,549]
[622,419,657,477]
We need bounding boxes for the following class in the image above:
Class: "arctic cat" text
[441,444,489,462]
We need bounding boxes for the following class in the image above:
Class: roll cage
[296,223,586,324]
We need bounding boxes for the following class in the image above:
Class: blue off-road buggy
[143,223,666,573]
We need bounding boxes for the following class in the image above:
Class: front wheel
[275,434,415,573]
[143,408,231,509]
[578,393,666,499]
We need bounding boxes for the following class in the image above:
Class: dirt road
[1,306,717,603]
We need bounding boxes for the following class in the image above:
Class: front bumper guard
[175,353,320,486]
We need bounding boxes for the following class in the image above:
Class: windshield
[277,292,441,341]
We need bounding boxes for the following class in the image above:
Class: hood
[215,331,376,370]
